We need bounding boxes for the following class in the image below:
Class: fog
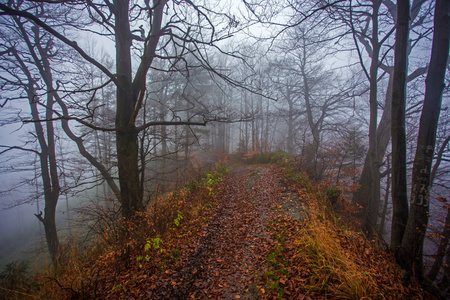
[0,0,448,289]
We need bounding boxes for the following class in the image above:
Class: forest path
[151,164,301,299]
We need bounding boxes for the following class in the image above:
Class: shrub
[326,186,341,205]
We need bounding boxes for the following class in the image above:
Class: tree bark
[113,0,166,218]
[439,246,450,289]
[427,137,450,282]
[13,21,61,264]
[286,87,294,153]
[114,0,142,217]
[363,0,381,237]
[301,47,320,178]
[378,155,391,237]
[390,0,410,250]
[354,66,426,210]
[400,0,450,280]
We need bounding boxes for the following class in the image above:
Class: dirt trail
[95,164,435,300]
[152,165,289,299]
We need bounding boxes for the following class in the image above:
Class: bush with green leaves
[325,186,341,205]
[201,166,229,196]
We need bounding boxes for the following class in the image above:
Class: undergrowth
[29,164,230,299]
[8,159,435,299]
[269,165,435,300]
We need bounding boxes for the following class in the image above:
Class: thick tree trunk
[41,195,59,263]
[400,0,450,280]
[301,53,320,178]
[116,119,142,217]
[113,0,166,218]
[114,0,143,218]
[426,138,450,282]
[439,248,450,289]
[354,63,392,214]
[390,0,410,250]
[20,60,60,264]
[363,0,381,237]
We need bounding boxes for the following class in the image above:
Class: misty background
[0,0,448,286]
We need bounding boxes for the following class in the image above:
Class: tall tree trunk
[14,22,62,264]
[363,0,381,237]
[113,0,166,217]
[390,0,410,250]
[184,114,190,159]
[400,0,450,280]
[114,0,142,217]
[244,91,249,152]
[301,50,320,178]
[426,135,450,281]
[354,65,426,210]
[354,72,392,209]
[439,247,450,289]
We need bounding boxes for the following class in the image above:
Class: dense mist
[0,0,449,297]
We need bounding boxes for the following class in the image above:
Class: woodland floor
[148,165,295,299]
[55,163,433,300]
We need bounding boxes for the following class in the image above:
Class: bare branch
[0,145,40,155]
[22,116,116,132]
[0,3,119,87]
[136,120,206,132]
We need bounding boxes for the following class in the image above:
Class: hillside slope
[33,162,433,299]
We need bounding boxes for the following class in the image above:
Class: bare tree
[328,0,433,237]
[398,0,449,280]
[0,3,82,264]
[390,0,410,250]
[0,0,246,219]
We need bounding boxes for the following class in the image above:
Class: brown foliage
[33,162,434,299]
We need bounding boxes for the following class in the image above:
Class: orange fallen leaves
[37,164,436,300]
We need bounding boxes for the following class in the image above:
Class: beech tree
[390,0,410,250]
[328,0,432,236]
[0,3,85,264]
[398,0,450,280]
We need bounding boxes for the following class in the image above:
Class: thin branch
[23,117,116,132]
[350,0,371,80]
[136,120,206,132]
[0,145,40,155]
[0,3,119,87]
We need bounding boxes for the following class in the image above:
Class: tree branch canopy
[22,116,208,133]
[0,3,119,87]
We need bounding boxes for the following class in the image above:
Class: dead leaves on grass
[49,164,434,300]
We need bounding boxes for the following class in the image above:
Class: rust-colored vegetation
[7,155,434,299]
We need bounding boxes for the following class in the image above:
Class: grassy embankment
[1,152,433,299]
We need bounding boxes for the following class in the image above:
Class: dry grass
[28,164,229,299]
[295,206,378,299]
[283,170,435,300]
